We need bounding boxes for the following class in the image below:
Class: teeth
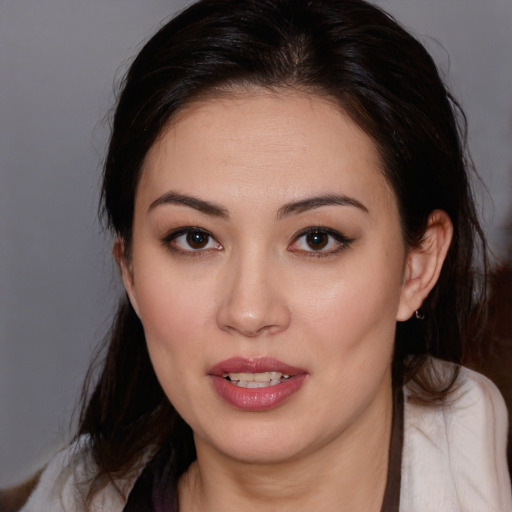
[254,371,283,382]
[223,371,291,388]
[237,381,272,388]
[226,371,283,382]
[235,380,280,388]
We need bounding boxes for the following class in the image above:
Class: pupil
[307,232,328,250]
[187,231,208,249]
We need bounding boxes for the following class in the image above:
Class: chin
[194,417,325,465]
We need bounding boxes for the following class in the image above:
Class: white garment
[400,363,511,511]
[21,363,512,511]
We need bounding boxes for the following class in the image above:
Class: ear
[113,238,141,318]
[396,210,453,321]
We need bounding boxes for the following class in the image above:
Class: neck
[178,376,393,512]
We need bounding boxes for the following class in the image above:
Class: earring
[414,308,425,320]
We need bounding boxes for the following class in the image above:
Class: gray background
[1,0,511,486]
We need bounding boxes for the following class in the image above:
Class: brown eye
[289,227,354,257]
[162,227,222,253]
[186,231,210,249]
[306,231,329,250]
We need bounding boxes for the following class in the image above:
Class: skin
[118,89,452,512]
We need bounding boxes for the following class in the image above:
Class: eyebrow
[148,192,229,217]
[277,194,368,219]
[148,191,368,219]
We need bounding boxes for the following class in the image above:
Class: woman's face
[123,90,410,464]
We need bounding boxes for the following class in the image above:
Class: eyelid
[161,226,223,254]
[160,225,353,257]
[288,226,354,256]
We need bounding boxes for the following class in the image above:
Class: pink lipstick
[209,357,307,411]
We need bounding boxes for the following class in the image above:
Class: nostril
[216,300,291,337]
[221,320,276,338]
[215,262,291,337]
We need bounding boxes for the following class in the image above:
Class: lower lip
[210,374,307,411]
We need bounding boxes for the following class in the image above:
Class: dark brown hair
[78,0,488,495]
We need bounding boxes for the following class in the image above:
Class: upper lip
[209,357,305,376]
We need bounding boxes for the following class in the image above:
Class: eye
[162,227,222,253]
[289,227,353,256]
[303,231,330,250]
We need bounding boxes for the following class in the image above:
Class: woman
[18,0,511,510]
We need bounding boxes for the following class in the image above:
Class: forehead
[138,89,395,214]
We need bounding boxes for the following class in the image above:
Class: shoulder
[401,359,512,511]
[19,437,148,512]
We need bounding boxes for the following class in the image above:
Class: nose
[216,251,291,338]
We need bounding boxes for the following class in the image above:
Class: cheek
[133,272,216,417]
[136,276,214,348]
[293,245,404,397]
[298,255,403,338]
[129,245,220,373]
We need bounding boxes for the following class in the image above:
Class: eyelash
[160,226,354,257]
[289,226,354,258]
[161,227,222,256]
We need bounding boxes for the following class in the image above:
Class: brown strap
[380,389,404,512]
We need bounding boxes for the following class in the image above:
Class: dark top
[124,391,404,512]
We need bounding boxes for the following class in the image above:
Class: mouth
[209,357,307,411]
[222,371,291,388]
[210,356,304,381]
